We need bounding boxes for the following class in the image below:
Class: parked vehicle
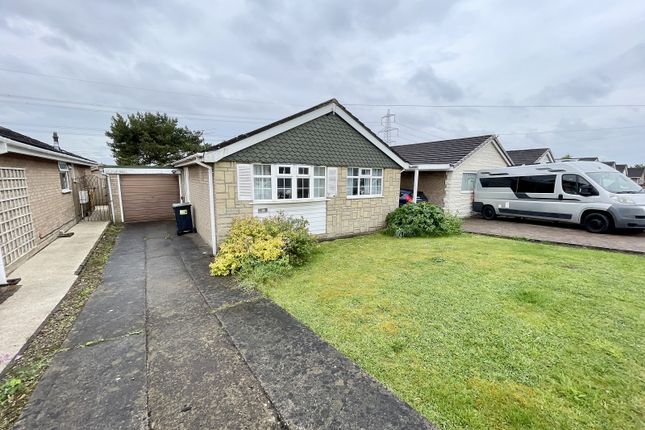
[399,189,429,206]
[473,161,645,233]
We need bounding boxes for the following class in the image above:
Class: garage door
[120,175,180,223]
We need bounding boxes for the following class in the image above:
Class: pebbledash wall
[209,161,400,246]
[0,153,90,271]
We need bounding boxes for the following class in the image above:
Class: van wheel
[482,205,497,220]
[583,212,611,234]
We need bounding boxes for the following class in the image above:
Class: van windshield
[586,171,643,194]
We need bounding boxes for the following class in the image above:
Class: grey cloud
[408,66,464,101]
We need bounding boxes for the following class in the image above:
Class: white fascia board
[173,153,202,167]
[201,101,410,169]
[103,167,180,175]
[0,137,95,166]
[203,104,334,163]
[406,164,452,171]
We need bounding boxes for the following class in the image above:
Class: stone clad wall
[323,167,400,238]
[211,162,400,245]
[213,161,252,244]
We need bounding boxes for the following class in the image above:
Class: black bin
[172,203,195,235]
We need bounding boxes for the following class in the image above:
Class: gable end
[222,113,401,168]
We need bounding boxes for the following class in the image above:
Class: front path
[15,221,434,429]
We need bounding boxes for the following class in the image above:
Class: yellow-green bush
[209,215,317,285]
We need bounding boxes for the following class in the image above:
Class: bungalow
[392,135,512,217]
[506,147,555,165]
[0,126,96,276]
[174,99,408,254]
[627,167,645,187]
[602,161,617,169]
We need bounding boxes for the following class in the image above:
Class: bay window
[252,164,326,201]
[347,167,383,197]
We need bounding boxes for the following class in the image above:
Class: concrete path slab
[14,333,147,430]
[16,221,434,429]
[463,217,645,254]
[0,221,108,373]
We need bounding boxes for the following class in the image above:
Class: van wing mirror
[579,185,597,196]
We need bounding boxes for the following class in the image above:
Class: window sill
[346,194,383,200]
[251,198,328,205]
[460,190,474,194]
[62,189,72,194]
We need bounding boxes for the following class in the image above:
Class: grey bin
[172,203,195,235]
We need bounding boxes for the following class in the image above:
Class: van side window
[516,175,556,193]
[562,174,596,195]
[479,177,518,189]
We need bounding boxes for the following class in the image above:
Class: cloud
[407,66,464,101]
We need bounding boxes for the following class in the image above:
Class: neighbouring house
[615,164,629,175]
[173,99,408,254]
[557,156,600,162]
[0,126,96,276]
[602,161,617,169]
[506,148,555,165]
[627,167,645,187]
[103,166,181,223]
[392,135,513,217]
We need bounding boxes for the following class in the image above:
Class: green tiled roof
[222,113,400,168]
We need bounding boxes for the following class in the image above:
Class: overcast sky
[1,0,644,165]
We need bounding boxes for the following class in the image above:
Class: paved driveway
[15,221,434,430]
[463,217,645,254]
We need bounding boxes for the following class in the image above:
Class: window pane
[348,168,359,177]
[298,166,309,175]
[461,173,476,191]
[277,177,292,199]
[480,177,518,189]
[278,166,291,175]
[60,172,69,190]
[347,178,359,195]
[517,175,556,193]
[562,174,578,195]
[314,166,325,177]
[314,178,325,197]
[253,164,271,176]
[359,178,371,195]
[360,168,371,176]
[253,178,272,200]
[297,178,310,198]
[371,178,382,195]
[372,168,383,177]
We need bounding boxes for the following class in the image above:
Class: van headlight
[609,194,637,205]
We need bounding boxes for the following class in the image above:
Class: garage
[104,167,182,223]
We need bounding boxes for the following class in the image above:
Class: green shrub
[385,203,462,237]
[209,215,317,286]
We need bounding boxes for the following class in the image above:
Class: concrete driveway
[463,217,645,254]
[15,221,434,430]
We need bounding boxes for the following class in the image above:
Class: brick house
[174,99,408,254]
[627,167,645,188]
[393,135,513,217]
[0,126,96,275]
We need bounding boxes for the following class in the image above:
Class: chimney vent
[52,132,59,150]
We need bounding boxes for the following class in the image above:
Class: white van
[473,161,645,233]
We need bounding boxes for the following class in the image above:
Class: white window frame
[253,164,272,200]
[58,162,71,193]
[346,167,383,199]
[461,172,477,193]
[252,163,327,203]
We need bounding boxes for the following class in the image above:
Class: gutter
[0,136,96,166]
[194,157,217,256]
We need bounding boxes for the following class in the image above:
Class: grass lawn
[259,233,645,429]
